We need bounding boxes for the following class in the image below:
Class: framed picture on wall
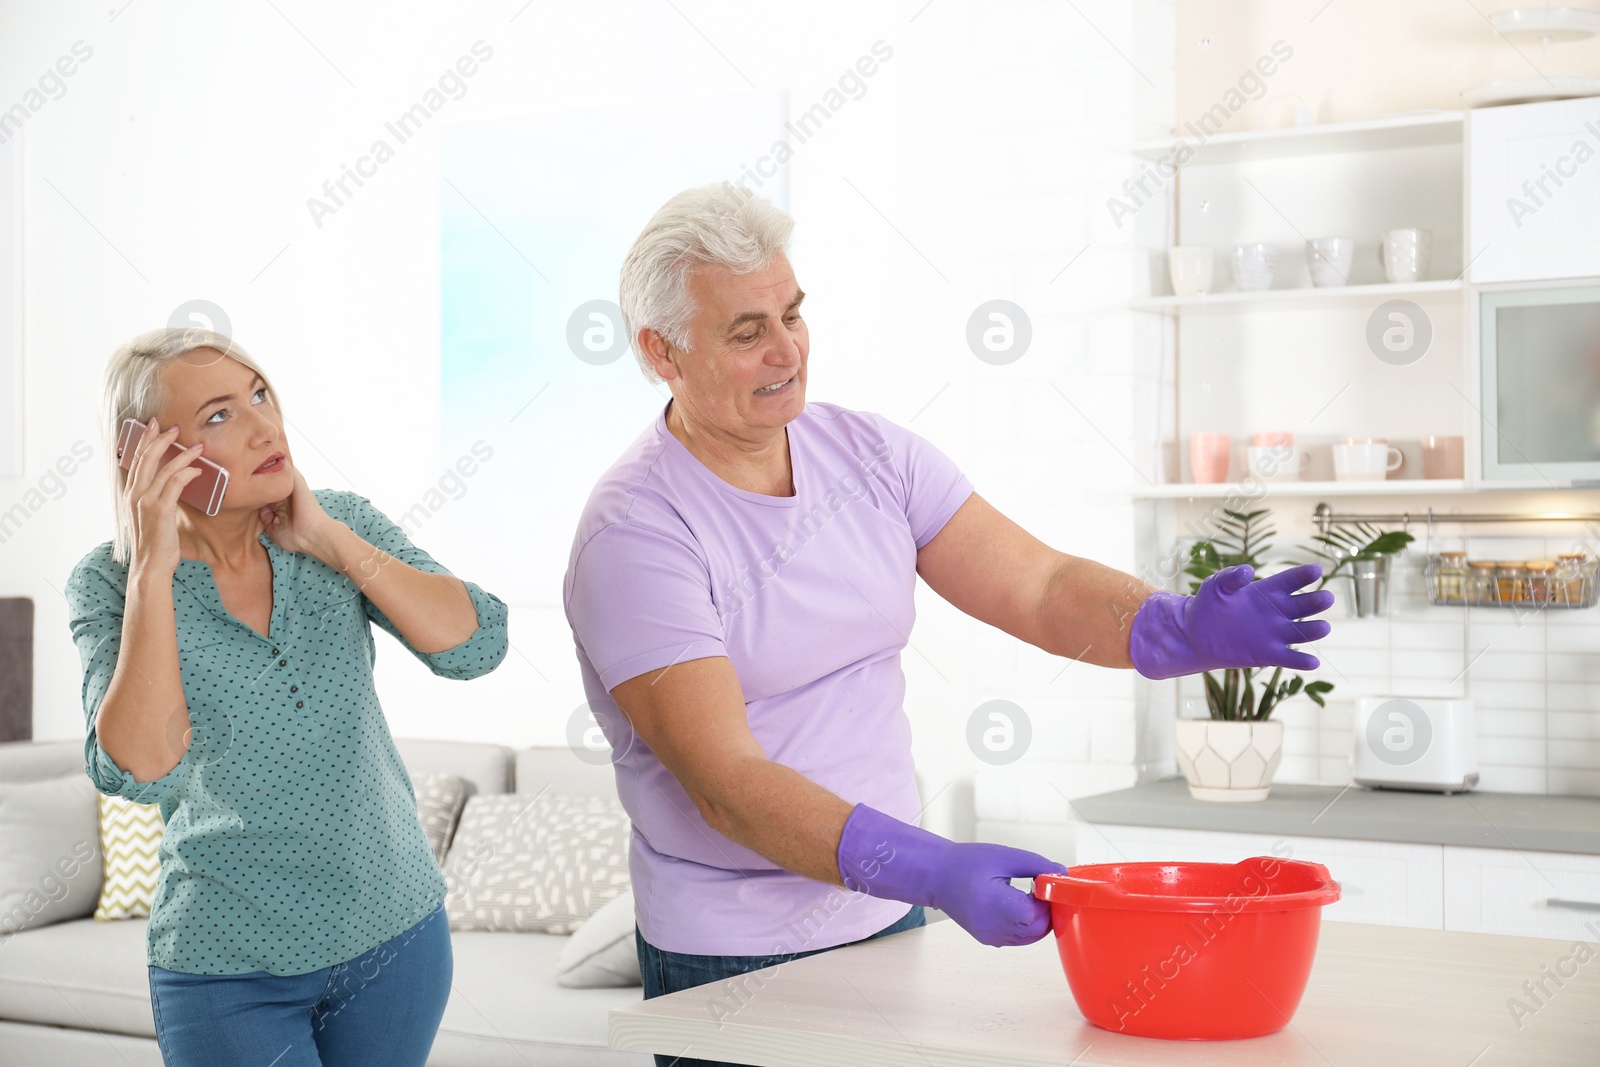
[0,129,19,478]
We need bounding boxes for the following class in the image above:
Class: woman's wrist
[126,560,174,595]
[314,521,389,583]
[289,518,343,567]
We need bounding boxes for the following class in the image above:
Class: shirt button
[296,701,305,709]
[278,659,287,667]
[290,685,299,693]
[272,648,281,656]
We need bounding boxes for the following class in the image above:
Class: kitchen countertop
[609,918,1598,1066]
[1070,779,1600,855]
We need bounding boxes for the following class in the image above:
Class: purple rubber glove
[836,803,1068,947]
[1128,563,1335,680]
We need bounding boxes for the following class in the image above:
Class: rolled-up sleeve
[65,561,193,805]
[338,492,509,681]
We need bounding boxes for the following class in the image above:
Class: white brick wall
[960,0,1174,855]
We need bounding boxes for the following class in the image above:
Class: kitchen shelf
[1130,109,1464,165]
[1132,479,1469,499]
[1129,279,1463,316]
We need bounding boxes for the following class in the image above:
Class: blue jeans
[147,902,451,1067]
[636,904,925,1067]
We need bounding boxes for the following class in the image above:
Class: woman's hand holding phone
[97,418,205,783]
[124,418,207,581]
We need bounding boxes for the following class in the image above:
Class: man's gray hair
[619,182,794,383]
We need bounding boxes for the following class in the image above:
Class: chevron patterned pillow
[94,795,163,921]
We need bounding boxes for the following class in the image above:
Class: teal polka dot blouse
[65,489,509,976]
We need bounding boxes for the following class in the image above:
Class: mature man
[564,183,1331,1067]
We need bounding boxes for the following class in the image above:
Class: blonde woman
[66,329,508,1066]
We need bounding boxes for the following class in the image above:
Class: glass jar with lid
[1467,560,1498,604]
[1497,562,1529,603]
[1525,560,1555,605]
[1435,551,1468,603]
[1557,552,1592,605]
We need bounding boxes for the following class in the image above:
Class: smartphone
[116,419,230,517]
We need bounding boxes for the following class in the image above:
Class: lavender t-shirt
[563,401,973,955]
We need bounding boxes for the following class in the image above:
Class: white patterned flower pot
[1174,719,1284,802]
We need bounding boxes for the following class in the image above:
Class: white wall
[0,0,1181,844]
[1179,0,1600,128]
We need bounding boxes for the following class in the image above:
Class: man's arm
[608,652,1067,946]
[609,656,853,885]
[915,493,1155,666]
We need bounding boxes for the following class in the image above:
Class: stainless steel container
[1346,555,1390,617]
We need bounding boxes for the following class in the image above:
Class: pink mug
[1421,435,1464,479]
[1250,431,1293,448]
[1190,432,1231,484]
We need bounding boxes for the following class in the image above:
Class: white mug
[1247,444,1310,482]
[1307,237,1354,288]
[1332,441,1404,481]
[1379,227,1432,284]
[1170,246,1215,296]
[1232,243,1277,292]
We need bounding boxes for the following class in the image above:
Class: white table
[610,918,1598,1066]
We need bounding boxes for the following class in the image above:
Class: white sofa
[0,737,651,1067]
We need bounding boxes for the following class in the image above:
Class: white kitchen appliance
[1353,697,1479,793]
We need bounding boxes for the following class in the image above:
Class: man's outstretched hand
[1128,563,1335,680]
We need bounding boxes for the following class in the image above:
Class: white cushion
[0,1018,163,1065]
[0,916,154,1036]
[0,773,103,938]
[557,889,641,988]
[0,739,83,782]
[438,930,649,1066]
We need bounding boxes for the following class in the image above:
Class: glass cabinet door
[1481,284,1600,484]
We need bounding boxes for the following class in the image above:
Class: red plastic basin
[1033,858,1340,1040]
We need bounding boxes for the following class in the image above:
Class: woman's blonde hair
[101,328,282,565]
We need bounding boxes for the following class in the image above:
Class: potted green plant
[1176,508,1334,801]
[1304,520,1416,618]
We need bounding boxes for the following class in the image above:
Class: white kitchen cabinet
[1468,95,1600,284]
[1443,845,1600,939]
[1071,823,1445,928]
[1071,821,1600,937]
